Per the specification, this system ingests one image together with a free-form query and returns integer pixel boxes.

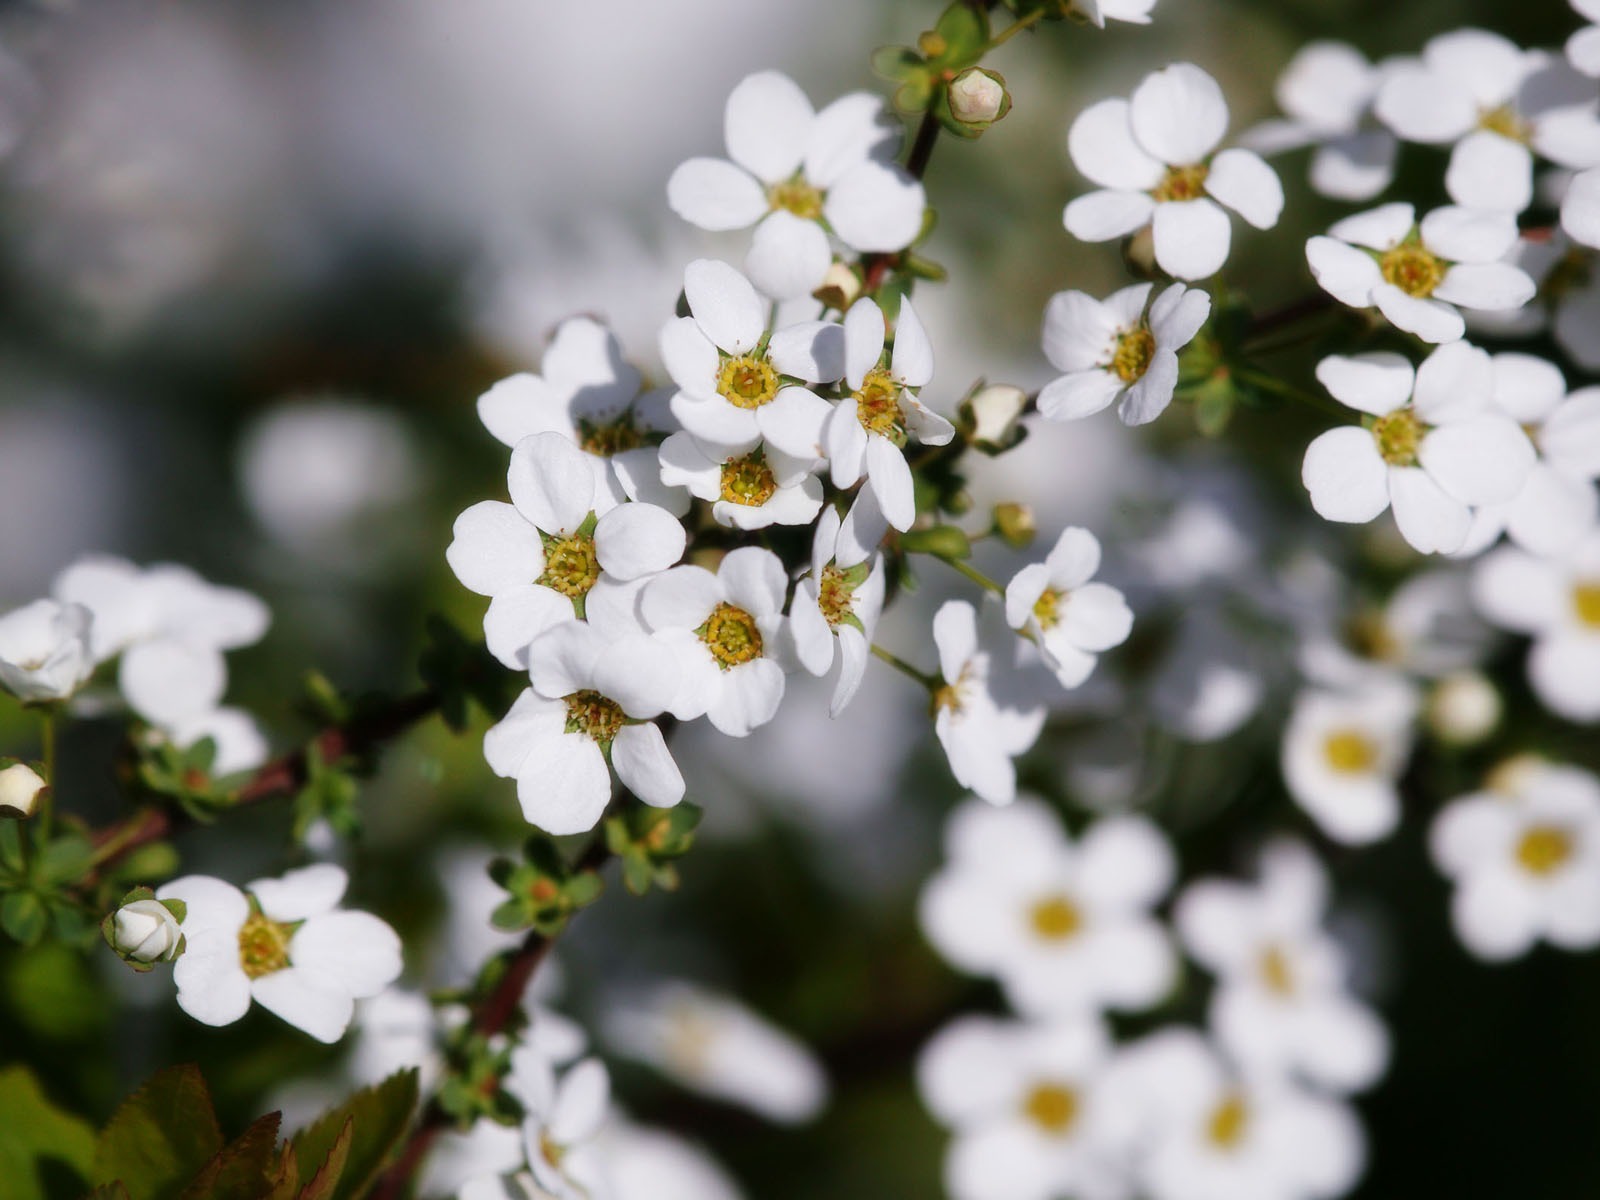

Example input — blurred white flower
[789,506,886,717]
[594,1122,745,1200]
[1004,527,1133,690]
[930,601,1046,804]
[509,1056,611,1199]
[1572,0,1600,75]
[0,598,95,703]
[0,761,47,819]
[1280,686,1416,845]
[1563,165,1600,249]
[1424,670,1502,746]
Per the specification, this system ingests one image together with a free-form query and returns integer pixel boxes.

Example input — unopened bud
[813,262,861,311]
[962,383,1028,450]
[949,69,1008,126]
[0,761,45,818]
[108,896,183,965]
[899,525,973,560]
[1425,671,1501,747]
[993,503,1037,549]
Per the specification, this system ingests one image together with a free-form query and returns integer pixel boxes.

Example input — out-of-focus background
[1,0,1597,1196]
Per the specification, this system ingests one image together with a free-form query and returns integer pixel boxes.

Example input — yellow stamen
[700,602,764,669]
[1371,409,1423,467]
[564,689,625,743]
[717,354,779,409]
[1207,1093,1249,1149]
[719,452,778,507]
[1379,241,1445,298]
[1516,825,1574,876]
[767,177,824,220]
[1029,894,1083,941]
[1572,582,1600,629]
[1323,729,1377,774]
[1153,163,1210,203]
[1110,328,1156,384]
[1022,1084,1080,1135]
[237,913,292,979]
[853,368,905,441]
[539,534,600,599]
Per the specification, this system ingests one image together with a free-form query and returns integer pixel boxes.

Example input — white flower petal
[1432,263,1537,312]
[805,91,896,186]
[659,317,720,397]
[744,211,831,301]
[508,433,595,535]
[528,620,607,700]
[933,600,977,683]
[824,160,926,253]
[769,322,846,384]
[1077,817,1174,911]
[517,730,613,834]
[250,864,347,922]
[667,157,768,231]
[290,911,401,999]
[891,297,934,389]
[1306,236,1383,307]
[1418,416,1535,505]
[758,387,832,459]
[865,435,916,531]
[707,659,786,737]
[1151,199,1232,280]
[685,259,765,354]
[484,586,573,670]
[594,504,685,580]
[640,565,722,631]
[1204,148,1283,229]
[1389,466,1473,553]
[843,298,885,391]
[252,968,354,1043]
[1064,190,1156,242]
[611,723,684,807]
[1315,352,1416,416]
[1302,427,1390,523]
[120,641,225,726]
[1131,63,1229,166]
[724,71,811,184]
[1420,205,1519,264]
[1311,131,1399,201]
[1372,284,1465,343]
[1444,132,1533,213]
[1068,98,1165,189]
[1058,582,1134,652]
[830,625,870,716]
[1037,370,1123,423]
[1374,64,1476,141]
[483,690,563,778]
[447,501,541,598]
[1329,202,1416,249]
[593,634,682,719]
[1561,167,1600,248]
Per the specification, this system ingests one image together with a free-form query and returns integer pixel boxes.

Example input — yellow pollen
[767,177,824,220]
[237,912,292,979]
[1153,163,1210,203]
[1022,1084,1080,1135]
[1478,104,1531,143]
[1206,1093,1250,1150]
[853,368,905,441]
[1516,825,1574,876]
[1032,588,1063,630]
[719,452,778,507]
[1110,327,1156,384]
[1323,729,1377,775]
[538,1131,567,1169]
[538,533,600,599]
[1379,241,1445,298]
[700,602,764,669]
[817,564,854,627]
[1029,894,1083,941]
[1371,409,1424,467]
[564,689,625,743]
[1260,945,1295,996]
[577,413,645,457]
[717,354,780,409]
[1572,582,1600,628]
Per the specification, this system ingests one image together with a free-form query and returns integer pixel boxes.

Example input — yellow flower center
[1344,610,1401,663]
[717,354,780,409]
[1323,729,1377,775]
[767,177,825,220]
[1478,104,1531,143]
[538,1131,567,1169]
[1153,163,1210,203]
[853,368,905,441]
[700,602,764,669]
[564,689,625,744]
[1032,588,1062,631]
[577,413,645,457]
[1371,409,1423,467]
[719,451,778,507]
[1260,945,1295,996]
[1572,582,1600,628]
[1206,1093,1250,1150]
[1029,893,1083,941]
[1516,825,1574,876]
[817,564,854,628]
[538,533,600,599]
[1379,241,1445,298]
[1022,1083,1080,1136]
[1110,327,1156,384]
[237,912,292,979]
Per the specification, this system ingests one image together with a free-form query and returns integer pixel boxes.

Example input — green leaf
[933,2,990,63]
[93,1065,223,1200]
[899,525,973,560]
[4,941,108,1040]
[289,1070,419,1200]
[1,890,47,945]
[0,1065,95,1200]
[292,1120,350,1200]
[107,841,180,887]
[177,1113,282,1200]
[38,833,94,885]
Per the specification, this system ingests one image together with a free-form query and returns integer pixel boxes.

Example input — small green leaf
[0,1065,95,1200]
[292,1119,350,1200]
[933,2,990,65]
[289,1070,419,1200]
[38,833,94,885]
[93,1065,224,1200]
[178,1113,282,1200]
[899,525,973,560]
[1,891,47,945]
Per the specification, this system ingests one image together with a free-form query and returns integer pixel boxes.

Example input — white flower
[111,897,183,963]
[477,316,687,516]
[1431,763,1600,959]
[1065,63,1284,280]
[507,1056,611,1199]
[1453,354,1600,557]
[595,1123,745,1200]
[930,602,1046,805]
[1562,164,1600,249]
[667,71,924,298]
[823,296,953,531]
[1472,531,1600,721]
[1175,841,1390,1094]
[663,260,843,455]
[1068,0,1156,27]
[157,864,402,1043]
[1005,527,1133,689]
[917,1016,1130,1200]
[165,707,270,778]
[641,547,789,738]
[1306,203,1536,343]
[603,981,828,1125]
[447,432,686,669]
[1424,670,1502,746]
[920,798,1176,1017]
[658,431,824,531]
[789,506,885,717]
[349,989,444,1093]
[1111,1029,1365,1200]
[1373,31,1600,213]
[1280,686,1415,845]
[0,599,94,703]
[1241,41,1398,201]
[0,761,46,818]
[484,622,684,832]
[1037,282,1211,426]
[1300,342,1536,555]
[1573,0,1600,76]
[964,383,1029,448]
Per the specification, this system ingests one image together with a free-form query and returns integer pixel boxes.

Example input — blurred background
[1,0,1597,1196]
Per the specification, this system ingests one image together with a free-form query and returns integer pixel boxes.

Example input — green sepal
[604,801,702,897]
[488,835,605,933]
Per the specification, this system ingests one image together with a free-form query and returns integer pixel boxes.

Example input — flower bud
[0,761,46,818]
[993,503,1037,550]
[949,69,1008,126]
[962,383,1028,451]
[111,897,183,964]
[1426,671,1501,747]
[813,262,861,311]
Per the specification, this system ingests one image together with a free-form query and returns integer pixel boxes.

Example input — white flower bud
[949,69,1006,125]
[113,898,182,963]
[1426,671,1501,747]
[965,384,1027,447]
[813,261,862,310]
[0,762,46,818]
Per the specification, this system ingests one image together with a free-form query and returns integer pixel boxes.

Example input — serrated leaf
[261,1141,299,1200]
[178,1113,282,1200]
[0,1065,95,1200]
[93,1065,223,1200]
[292,1120,350,1200]
[289,1070,419,1200]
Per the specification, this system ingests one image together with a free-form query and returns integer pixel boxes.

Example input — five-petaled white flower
[1431,762,1600,959]
[447,432,687,669]
[929,602,1046,805]
[1280,685,1416,845]
[1175,840,1390,1095]
[485,622,685,832]
[1065,62,1284,280]
[657,431,825,530]
[506,1055,612,1199]
[823,296,953,531]
[667,71,925,299]
[642,546,789,738]
[157,864,402,1043]
[1301,342,1536,555]
[789,506,886,717]
[0,599,94,704]
[1306,203,1536,344]
[920,798,1176,1017]
[1373,29,1600,214]
[1038,282,1211,427]
[1563,165,1600,250]
[1005,527,1133,689]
